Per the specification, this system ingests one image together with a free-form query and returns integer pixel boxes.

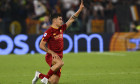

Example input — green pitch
[0,51,140,84]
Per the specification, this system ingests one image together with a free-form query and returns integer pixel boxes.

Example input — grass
[0,51,140,84]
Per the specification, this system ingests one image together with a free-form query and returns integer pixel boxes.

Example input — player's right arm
[39,40,58,58]
[39,29,59,58]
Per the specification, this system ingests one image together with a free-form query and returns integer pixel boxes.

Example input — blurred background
[0,0,140,55]
[0,0,140,34]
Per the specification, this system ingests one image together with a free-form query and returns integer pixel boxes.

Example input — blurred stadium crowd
[0,0,140,34]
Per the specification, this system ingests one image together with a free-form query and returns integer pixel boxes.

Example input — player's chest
[51,29,63,40]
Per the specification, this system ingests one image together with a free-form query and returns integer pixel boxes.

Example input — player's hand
[79,0,84,10]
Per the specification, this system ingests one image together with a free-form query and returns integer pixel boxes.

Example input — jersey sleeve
[60,24,67,32]
[42,29,52,42]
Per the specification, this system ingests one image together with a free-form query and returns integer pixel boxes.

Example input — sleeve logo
[44,33,47,37]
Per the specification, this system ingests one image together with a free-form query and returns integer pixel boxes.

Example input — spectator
[68,19,81,33]
[105,0,115,33]
[111,0,118,5]
[25,0,35,19]
[66,6,81,33]
[136,22,140,32]
[49,0,57,9]
[130,22,138,32]
[81,7,89,32]
[61,0,79,9]
[51,0,62,14]
[33,0,46,19]
[137,0,140,5]
[40,15,51,33]
[93,2,104,19]
[0,0,139,34]
[66,8,75,19]
[61,0,73,9]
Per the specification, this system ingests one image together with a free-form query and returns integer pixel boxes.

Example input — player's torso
[47,28,64,53]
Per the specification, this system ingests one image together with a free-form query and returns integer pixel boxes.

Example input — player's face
[56,17,63,27]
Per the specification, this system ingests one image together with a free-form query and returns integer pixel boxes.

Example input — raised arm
[66,0,84,28]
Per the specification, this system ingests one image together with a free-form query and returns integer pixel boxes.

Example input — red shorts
[45,53,62,77]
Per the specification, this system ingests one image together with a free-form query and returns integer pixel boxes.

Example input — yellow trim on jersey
[51,26,59,29]
[60,68,61,72]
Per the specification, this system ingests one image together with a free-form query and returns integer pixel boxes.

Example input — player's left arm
[65,0,84,29]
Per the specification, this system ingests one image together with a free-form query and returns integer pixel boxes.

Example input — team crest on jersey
[44,33,47,37]
[53,33,56,35]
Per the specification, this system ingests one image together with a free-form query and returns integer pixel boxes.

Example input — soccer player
[32,0,84,84]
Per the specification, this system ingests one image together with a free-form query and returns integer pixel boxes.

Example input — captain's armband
[72,15,78,20]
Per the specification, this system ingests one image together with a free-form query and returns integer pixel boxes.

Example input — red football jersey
[42,24,67,58]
